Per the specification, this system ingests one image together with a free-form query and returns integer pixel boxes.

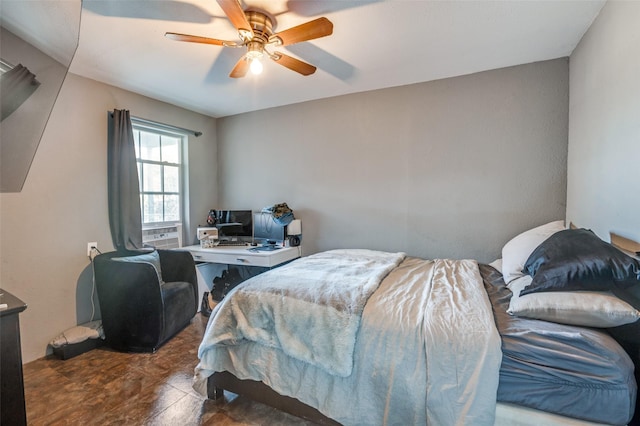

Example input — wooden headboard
[569,221,639,256]
[610,232,640,256]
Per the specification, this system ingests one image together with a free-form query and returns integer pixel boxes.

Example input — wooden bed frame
[207,371,340,425]
[206,370,635,426]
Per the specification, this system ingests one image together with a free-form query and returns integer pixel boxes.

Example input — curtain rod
[132,116,202,137]
[108,111,202,137]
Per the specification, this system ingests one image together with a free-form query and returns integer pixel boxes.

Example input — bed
[193,223,640,425]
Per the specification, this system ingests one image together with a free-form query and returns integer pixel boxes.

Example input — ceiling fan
[165,0,333,78]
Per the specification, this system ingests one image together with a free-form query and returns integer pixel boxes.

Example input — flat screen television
[210,210,253,241]
[253,212,286,244]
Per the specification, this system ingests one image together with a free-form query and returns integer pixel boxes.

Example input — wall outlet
[87,242,97,257]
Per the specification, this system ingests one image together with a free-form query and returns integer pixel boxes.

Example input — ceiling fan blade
[216,0,253,34]
[272,52,316,76]
[229,56,249,78]
[165,32,228,46]
[269,17,333,46]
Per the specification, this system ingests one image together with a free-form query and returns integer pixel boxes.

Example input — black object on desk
[0,289,28,426]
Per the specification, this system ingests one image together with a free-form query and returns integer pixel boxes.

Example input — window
[131,120,187,226]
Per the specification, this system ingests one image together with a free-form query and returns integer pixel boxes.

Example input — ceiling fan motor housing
[245,11,275,61]
[245,10,274,43]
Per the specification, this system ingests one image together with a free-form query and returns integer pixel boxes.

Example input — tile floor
[23,313,317,425]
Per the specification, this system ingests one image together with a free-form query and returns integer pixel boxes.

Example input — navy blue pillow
[520,229,640,297]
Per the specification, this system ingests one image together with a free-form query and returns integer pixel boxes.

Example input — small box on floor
[52,338,104,360]
[49,320,105,360]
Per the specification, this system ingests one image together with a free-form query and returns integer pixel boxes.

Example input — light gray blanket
[199,249,406,377]
[194,254,503,425]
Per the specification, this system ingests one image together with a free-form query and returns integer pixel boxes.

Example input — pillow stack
[500,221,640,328]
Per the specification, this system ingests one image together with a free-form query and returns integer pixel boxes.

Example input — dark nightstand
[0,289,28,426]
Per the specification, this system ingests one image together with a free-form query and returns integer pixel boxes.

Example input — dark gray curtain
[107,109,143,252]
[1,64,40,121]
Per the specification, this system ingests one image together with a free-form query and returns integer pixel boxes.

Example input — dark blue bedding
[480,264,637,425]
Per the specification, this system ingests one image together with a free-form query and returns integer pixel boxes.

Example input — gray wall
[566,1,640,242]
[218,59,569,262]
[0,73,217,363]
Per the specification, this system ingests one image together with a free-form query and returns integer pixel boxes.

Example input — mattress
[479,264,637,425]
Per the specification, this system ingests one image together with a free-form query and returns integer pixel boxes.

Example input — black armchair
[94,249,198,353]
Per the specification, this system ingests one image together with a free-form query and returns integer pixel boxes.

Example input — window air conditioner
[142,224,183,249]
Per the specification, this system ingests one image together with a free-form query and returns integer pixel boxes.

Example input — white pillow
[501,220,566,285]
[507,275,640,328]
[489,258,502,273]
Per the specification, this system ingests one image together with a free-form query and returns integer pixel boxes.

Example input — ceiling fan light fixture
[246,41,264,58]
[250,58,263,75]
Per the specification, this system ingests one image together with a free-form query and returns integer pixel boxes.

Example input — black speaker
[288,235,301,247]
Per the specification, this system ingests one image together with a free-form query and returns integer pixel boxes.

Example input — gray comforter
[194,251,502,425]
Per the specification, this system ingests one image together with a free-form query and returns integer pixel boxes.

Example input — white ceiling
[1,0,606,118]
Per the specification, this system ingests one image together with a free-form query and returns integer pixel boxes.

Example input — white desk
[181,244,301,311]
[181,244,301,268]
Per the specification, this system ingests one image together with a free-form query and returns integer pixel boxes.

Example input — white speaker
[287,219,302,247]
[287,219,302,236]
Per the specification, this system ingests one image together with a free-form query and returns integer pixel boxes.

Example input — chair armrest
[93,253,165,347]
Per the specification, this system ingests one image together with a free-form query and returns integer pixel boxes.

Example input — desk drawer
[190,252,271,267]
